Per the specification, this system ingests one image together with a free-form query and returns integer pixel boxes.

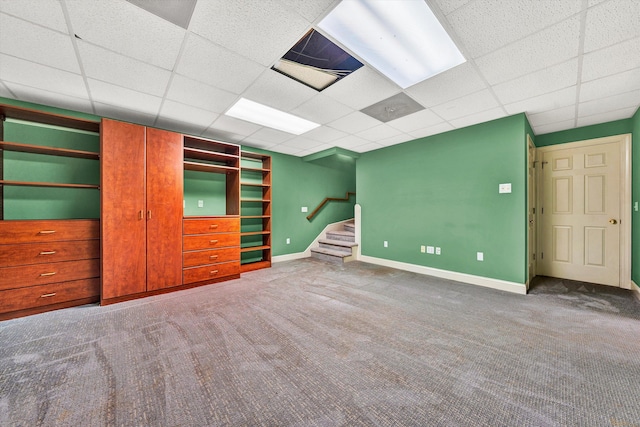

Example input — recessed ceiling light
[225,98,320,135]
[318,0,466,89]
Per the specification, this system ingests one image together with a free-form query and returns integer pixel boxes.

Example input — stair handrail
[306,192,356,221]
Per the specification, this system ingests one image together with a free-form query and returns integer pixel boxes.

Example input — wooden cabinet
[100,119,183,302]
[0,219,100,320]
[183,217,240,284]
[240,152,272,272]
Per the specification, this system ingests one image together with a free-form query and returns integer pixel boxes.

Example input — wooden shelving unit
[240,151,271,272]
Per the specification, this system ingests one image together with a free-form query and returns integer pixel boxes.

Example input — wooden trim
[0,180,99,189]
[0,141,99,159]
[0,296,99,321]
[306,192,355,221]
[240,260,271,272]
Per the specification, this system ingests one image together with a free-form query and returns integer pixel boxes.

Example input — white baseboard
[272,218,354,264]
[632,281,640,302]
[359,255,527,295]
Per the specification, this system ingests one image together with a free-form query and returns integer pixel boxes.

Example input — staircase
[310,221,357,263]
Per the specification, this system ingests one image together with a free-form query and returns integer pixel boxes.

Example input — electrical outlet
[301,206,308,213]
[477,252,484,261]
[435,247,441,255]
[427,246,435,254]
[420,245,426,253]
[286,238,290,244]
[197,200,204,208]
[384,241,388,248]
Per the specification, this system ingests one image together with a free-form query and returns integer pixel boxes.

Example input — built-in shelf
[240,152,271,271]
[184,161,238,175]
[240,245,271,253]
[0,104,100,133]
[241,167,270,173]
[241,231,270,236]
[241,198,270,203]
[0,141,100,160]
[0,180,99,189]
[241,182,270,187]
[184,147,238,166]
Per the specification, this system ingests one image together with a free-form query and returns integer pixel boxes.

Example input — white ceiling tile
[323,67,400,110]
[177,34,265,94]
[277,0,338,22]
[476,16,581,85]
[407,62,486,107]
[298,144,334,156]
[377,133,415,147]
[534,119,576,135]
[583,0,640,53]
[351,142,384,153]
[581,37,640,82]
[446,0,581,58]
[408,122,455,139]
[0,13,79,73]
[4,81,93,114]
[201,127,244,144]
[504,86,577,115]
[387,108,444,133]
[77,42,171,97]
[332,135,369,149]
[588,0,607,6]
[493,59,579,105]
[580,68,640,103]
[291,94,354,124]
[578,90,640,118]
[156,99,217,133]
[190,0,310,66]
[210,115,262,137]
[0,54,87,98]
[432,0,473,15]
[431,89,500,121]
[304,125,348,142]
[0,0,67,32]
[167,74,238,114]
[356,124,403,142]
[245,127,295,145]
[0,81,12,97]
[577,107,638,127]
[278,136,326,150]
[449,107,507,129]
[327,111,381,134]
[66,0,184,70]
[87,78,162,116]
[94,102,157,127]
[242,70,316,112]
[240,139,280,150]
[269,144,305,156]
[527,105,576,128]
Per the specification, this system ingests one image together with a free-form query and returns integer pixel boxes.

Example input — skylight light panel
[318,0,466,89]
[225,98,320,135]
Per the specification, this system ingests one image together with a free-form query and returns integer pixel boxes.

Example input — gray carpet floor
[1,259,639,427]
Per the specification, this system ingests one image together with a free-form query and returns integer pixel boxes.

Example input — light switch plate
[197,200,204,208]
[427,246,435,254]
[301,206,308,212]
[477,252,484,261]
[384,241,388,247]
[435,247,441,255]
[286,238,290,244]
[420,245,426,253]
[499,183,512,193]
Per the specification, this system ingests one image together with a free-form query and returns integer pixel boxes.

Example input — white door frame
[527,134,536,290]
[536,134,632,289]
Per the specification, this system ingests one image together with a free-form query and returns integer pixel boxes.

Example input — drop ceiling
[0,0,638,157]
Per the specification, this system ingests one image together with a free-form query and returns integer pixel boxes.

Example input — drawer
[0,278,100,314]
[183,217,240,235]
[0,259,100,291]
[183,247,240,268]
[183,233,239,251]
[183,261,240,284]
[0,220,99,244]
[0,240,99,268]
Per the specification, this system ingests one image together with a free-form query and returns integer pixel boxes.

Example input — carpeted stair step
[319,238,356,253]
[343,222,355,233]
[326,230,355,242]
[310,246,352,263]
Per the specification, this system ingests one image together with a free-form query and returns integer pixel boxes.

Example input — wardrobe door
[101,119,147,300]
[145,128,183,291]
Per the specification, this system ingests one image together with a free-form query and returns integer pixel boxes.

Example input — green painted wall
[535,112,638,285]
[357,114,528,284]
[242,148,356,257]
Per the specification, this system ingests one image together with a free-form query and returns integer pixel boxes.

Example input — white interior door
[539,140,621,286]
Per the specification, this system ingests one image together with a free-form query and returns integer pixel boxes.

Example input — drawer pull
[39,251,57,255]
[40,293,57,298]
[209,240,219,244]
[210,270,219,275]
[209,255,218,260]
[40,272,57,277]
[38,230,56,235]
[210,224,219,229]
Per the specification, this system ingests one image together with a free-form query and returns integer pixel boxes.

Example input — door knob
[609,219,618,225]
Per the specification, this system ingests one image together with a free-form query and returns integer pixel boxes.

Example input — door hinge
[541,207,544,214]
[541,252,544,260]
[532,207,535,214]
[532,253,536,261]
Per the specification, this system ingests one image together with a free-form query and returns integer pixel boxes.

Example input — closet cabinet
[100,119,183,303]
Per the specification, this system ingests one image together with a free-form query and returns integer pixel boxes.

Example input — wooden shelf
[241,198,270,203]
[241,167,270,173]
[184,147,238,166]
[184,136,239,156]
[240,182,270,187]
[0,180,99,189]
[240,245,271,252]
[0,141,99,159]
[241,151,271,161]
[0,104,100,133]
[184,161,238,174]
[241,231,270,236]
[241,215,270,219]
